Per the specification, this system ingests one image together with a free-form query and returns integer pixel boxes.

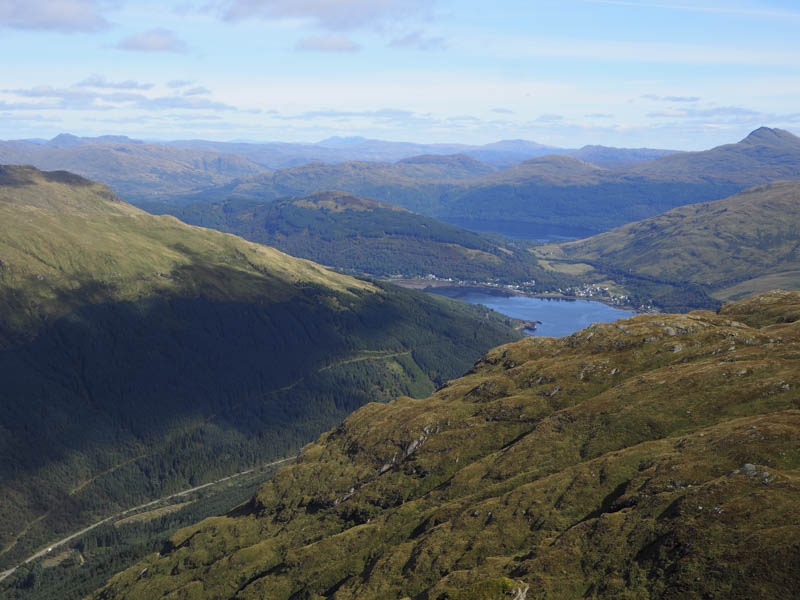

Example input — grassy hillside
[161,190,562,286]
[168,127,800,238]
[0,165,521,569]
[538,181,800,304]
[92,290,800,600]
[621,127,800,184]
[0,138,266,201]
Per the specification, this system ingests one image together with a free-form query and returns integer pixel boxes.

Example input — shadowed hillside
[0,165,520,569]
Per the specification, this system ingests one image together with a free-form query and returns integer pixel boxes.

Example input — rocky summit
[95,290,800,600]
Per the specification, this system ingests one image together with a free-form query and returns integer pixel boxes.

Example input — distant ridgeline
[151,127,800,239]
[0,165,520,569]
[94,290,800,600]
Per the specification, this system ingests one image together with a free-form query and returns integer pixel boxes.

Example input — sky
[1,0,799,149]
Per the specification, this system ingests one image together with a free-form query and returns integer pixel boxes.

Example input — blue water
[430,289,633,338]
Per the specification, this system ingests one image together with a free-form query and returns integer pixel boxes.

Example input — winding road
[0,456,293,584]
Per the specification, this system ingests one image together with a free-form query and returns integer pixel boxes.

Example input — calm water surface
[431,289,633,338]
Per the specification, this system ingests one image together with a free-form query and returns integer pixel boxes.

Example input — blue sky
[1,0,798,149]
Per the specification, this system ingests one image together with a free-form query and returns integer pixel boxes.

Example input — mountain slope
[621,127,800,184]
[544,181,800,302]
[0,165,520,568]
[93,290,800,600]
[569,145,677,168]
[0,137,266,201]
[162,190,555,284]
[441,128,800,237]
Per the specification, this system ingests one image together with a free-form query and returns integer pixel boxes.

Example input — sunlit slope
[547,181,800,301]
[0,165,520,568]
[96,290,800,600]
[0,166,370,337]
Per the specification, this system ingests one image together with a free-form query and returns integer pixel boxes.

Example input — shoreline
[385,278,639,313]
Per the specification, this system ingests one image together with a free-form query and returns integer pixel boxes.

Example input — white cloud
[215,0,433,31]
[295,35,360,53]
[0,0,110,32]
[183,86,211,96]
[647,105,761,119]
[167,79,194,88]
[134,96,239,111]
[3,85,143,109]
[389,31,446,50]
[452,31,799,67]
[642,94,699,102]
[280,107,414,120]
[76,74,154,90]
[582,0,800,20]
[2,83,242,113]
[117,28,188,53]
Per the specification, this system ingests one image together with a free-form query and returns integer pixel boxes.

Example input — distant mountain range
[157,127,800,239]
[0,165,520,569]
[0,132,677,205]
[13,129,794,240]
[167,135,676,169]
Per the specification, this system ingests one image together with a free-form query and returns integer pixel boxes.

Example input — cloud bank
[295,35,361,53]
[117,28,187,53]
[0,0,110,33]
[215,0,433,31]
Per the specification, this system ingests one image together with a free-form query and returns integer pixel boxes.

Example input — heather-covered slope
[541,181,800,304]
[95,291,800,600]
[0,165,520,568]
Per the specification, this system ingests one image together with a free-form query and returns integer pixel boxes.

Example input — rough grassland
[96,290,800,599]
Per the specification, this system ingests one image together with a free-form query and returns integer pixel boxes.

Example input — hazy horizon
[2,0,799,150]
[4,126,798,153]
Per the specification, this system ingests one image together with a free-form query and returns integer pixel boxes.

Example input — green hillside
[164,190,559,285]
[538,181,800,305]
[92,290,800,600]
[167,127,800,238]
[622,127,800,184]
[0,165,520,569]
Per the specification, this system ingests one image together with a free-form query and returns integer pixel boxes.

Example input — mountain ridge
[91,290,800,600]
